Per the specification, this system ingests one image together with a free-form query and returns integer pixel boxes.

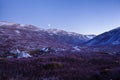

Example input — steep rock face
[86,27,120,46]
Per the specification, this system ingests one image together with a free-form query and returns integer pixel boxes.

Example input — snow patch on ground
[15,30,20,34]
[17,51,32,58]
[10,49,32,58]
[10,49,21,55]
[41,48,50,52]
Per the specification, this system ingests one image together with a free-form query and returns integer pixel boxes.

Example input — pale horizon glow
[0,0,120,35]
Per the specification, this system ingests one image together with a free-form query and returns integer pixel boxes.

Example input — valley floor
[0,52,120,80]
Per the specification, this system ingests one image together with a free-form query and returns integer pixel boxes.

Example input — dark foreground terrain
[0,51,120,80]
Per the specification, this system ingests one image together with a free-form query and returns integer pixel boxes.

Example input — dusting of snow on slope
[86,35,95,39]
[46,29,65,34]
[73,46,81,51]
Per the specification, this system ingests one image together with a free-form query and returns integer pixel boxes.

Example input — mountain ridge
[0,21,95,52]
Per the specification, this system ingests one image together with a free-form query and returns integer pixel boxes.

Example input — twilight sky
[0,0,120,35]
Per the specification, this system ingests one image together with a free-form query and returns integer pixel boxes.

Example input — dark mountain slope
[86,27,120,46]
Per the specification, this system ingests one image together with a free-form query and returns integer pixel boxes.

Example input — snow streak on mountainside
[86,27,120,46]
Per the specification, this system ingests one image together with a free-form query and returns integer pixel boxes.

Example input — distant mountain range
[0,21,95,52]
[1,21,120,53]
